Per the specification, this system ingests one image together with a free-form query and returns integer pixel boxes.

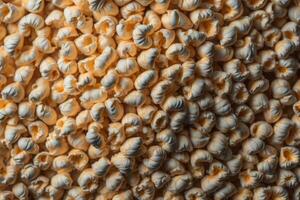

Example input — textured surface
[0,0,300,199]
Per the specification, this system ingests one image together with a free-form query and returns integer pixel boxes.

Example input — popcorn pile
[1,0,300,199]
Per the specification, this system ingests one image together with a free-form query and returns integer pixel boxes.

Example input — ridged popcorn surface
[1,0,300,199]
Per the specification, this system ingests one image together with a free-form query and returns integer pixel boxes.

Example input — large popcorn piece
[1,0,300,199]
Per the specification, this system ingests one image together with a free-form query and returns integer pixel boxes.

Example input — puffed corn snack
[1,0,300,199]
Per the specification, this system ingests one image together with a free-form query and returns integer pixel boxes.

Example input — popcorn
[1,0,300,199]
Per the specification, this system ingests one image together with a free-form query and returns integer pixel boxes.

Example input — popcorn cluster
[1,0,300,199]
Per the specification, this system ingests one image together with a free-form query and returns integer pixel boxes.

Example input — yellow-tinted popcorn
[150,0,170,14]
[50,172,73,189]
[0,0,300,198]
[33,152,53,171]
[228,122,250,146]
[77,168,99,192]
[151,170,170,189]
[162,9,192,30]
[12,183,28,200]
